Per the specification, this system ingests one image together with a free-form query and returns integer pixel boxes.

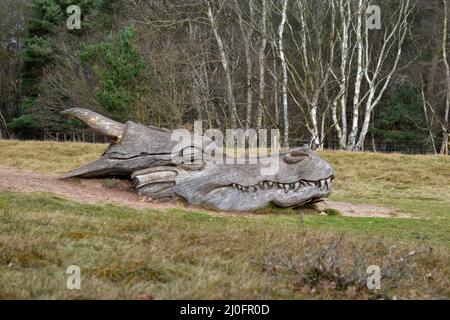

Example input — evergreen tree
[11,0,118,137]
[373,85,431,153]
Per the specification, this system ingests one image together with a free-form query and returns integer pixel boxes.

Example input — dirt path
[0,165,406,218]
[0,165,174,210]
[317,201,408,218]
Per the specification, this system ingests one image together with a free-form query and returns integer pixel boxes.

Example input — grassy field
[0,140,449,299]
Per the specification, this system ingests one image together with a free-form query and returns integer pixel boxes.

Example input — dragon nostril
[284,151,310,164]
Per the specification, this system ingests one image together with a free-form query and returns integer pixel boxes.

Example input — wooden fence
[9,130,113,144]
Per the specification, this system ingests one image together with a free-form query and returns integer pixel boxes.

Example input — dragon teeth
[231,179,332,193]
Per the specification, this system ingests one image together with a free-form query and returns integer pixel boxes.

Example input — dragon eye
[179,146,203,164]
[284,150,310,164]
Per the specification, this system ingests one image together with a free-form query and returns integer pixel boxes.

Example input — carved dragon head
[63,108,335,211]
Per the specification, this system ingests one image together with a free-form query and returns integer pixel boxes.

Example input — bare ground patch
[318,201,411,218]
[0,165,172,210]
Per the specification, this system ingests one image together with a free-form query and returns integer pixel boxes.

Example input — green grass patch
[0,192,448,299]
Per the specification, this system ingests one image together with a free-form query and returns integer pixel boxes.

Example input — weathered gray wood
[62,120,178,178]
[63,108,125,140]
[62,108,336,211]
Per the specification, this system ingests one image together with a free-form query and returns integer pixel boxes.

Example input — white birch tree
[234,0,255,129]
[287,0,337,149]
[355,0,412,150]
[328,0,413,150]
[278,0,289,147]
[255,0,268,131]
[440,0,450,154]
[206,0,240,129]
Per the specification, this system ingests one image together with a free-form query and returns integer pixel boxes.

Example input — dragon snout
[283,149,311,164]
[132,168,178,195]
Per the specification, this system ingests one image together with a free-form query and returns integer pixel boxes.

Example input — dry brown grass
[0,192,448,299]
[255,233,449,299]
[0,140,105,176]
[319,150,450,218]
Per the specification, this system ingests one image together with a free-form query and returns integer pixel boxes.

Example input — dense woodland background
[0,0,449,154]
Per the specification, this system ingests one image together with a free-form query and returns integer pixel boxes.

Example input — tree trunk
[234,0,254,129]
[441,0,450,155]
[338,0,351,148]
[278,0,289,147]
[347,0,364,150]
[420,84,438,154]
[0,70,9,139]
[256,0,268,131]
[206,1,239,129]
[272,42,279,126]
[0,110,8,139]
